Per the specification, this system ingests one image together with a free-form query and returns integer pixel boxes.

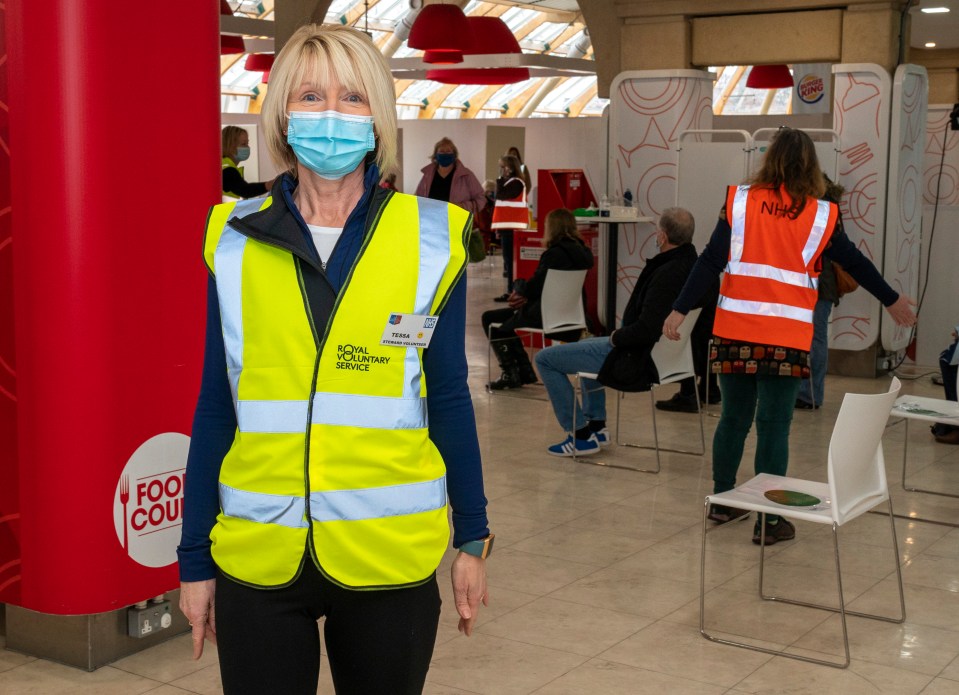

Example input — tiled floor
[3,262,959,694]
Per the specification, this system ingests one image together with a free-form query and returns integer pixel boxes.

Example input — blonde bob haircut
[262,24,398,179]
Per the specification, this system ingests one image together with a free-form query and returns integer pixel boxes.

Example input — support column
[4,0,218,666]
[841,3,907,73]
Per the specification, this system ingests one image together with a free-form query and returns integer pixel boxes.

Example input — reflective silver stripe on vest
[215,198,271,401]
[725,261,818,289]
[219,476,447,527]
[220,482,307,528]
[237,400,308,433]
[718,296,814,323]
[237,394,428,432]
[215,228,249,402]
[729,185,749,263]
[802,199,831,265]
[311,392,427,429]
[310,477,446,522]
[415,197,452,314]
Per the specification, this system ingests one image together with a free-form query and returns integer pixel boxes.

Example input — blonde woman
[179,25,490,694]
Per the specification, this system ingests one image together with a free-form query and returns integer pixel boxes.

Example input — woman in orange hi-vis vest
[662,128,917,546]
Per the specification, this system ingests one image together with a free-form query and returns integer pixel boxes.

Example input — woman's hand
[662,310,686,341]
[886,295,918,328]
[451,553,488,637]
[180,579,217,659]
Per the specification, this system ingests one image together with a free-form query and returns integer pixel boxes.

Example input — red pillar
[4,0,220,613]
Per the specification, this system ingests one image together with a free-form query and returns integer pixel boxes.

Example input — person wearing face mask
[534,208,705,456]
[414,137,486,218]
[179,25,491,695]
[221,126,275,201]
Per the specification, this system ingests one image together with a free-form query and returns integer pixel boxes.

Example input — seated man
[535,207,707,456]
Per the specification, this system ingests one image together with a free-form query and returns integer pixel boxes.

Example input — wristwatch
[457,534,494,559]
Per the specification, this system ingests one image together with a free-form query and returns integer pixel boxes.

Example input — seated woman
[481,208,593,390]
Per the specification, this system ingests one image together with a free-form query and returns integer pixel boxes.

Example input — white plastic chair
[572,308,705,473]
[487,268,588,391]
[888,369,959,498]
[700,378,905,669]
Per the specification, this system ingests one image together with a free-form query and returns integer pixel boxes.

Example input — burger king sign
[798,74,825,104]
[792,64,831,114]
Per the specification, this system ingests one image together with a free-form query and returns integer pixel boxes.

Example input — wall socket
[127,600,172,639]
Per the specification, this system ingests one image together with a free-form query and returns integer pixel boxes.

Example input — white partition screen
[675,131,751,250]
[831,63,891,352]
[883,65,927,352]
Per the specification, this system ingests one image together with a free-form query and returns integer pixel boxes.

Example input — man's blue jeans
[534,337,612,432]
[797,299,832,406]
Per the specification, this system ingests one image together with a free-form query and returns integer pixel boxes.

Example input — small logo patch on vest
[336,343,392,372]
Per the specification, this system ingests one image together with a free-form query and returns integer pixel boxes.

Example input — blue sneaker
[592,428,611,447]
[547,434,600,457]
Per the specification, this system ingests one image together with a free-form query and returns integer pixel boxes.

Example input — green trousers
[712,373,801,495]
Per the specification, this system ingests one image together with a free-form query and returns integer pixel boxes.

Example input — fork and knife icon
[120,475,130,552]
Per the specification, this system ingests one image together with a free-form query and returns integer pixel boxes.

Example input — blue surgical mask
[287,111,375,180]
[234,146,251,163]
[435,153,455,167]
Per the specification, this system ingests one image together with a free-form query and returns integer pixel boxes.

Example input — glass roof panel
[482,78,538,110]
[221,57,263,92]
[523,22,568,49]
[442,84,488,107]
[328,0,362,16]
[537,75,593,112]
[367,0,408,23]
[499,7,538,32]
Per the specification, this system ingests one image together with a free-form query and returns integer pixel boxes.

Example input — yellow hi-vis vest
[202,191,470,589]
[222,157,243,201]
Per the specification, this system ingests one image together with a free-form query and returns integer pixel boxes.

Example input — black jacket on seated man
[598,242,716,392]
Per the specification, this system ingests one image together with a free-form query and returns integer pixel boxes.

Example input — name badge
[380,313,438,348]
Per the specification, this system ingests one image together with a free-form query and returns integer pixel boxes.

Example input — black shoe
[493,293,510,302]
[655,393,699,413]
[752,517,796,545]
[794,399,819,410]
[488,369,523,390]
[707,504,750,524]
[931,423,957,437]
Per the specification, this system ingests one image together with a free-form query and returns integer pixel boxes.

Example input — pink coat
[414,162,487,217]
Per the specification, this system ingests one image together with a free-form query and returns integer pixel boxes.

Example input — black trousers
[215,560,441,695]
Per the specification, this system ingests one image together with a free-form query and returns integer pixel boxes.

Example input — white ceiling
[909,1,959,50]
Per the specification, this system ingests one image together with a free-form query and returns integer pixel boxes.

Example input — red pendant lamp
[220,0,246,55]
[244,54,275,83]
[745,64,793,89]
[426,16,529,85]
[408,4,471,53]
[424,49,463,65]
